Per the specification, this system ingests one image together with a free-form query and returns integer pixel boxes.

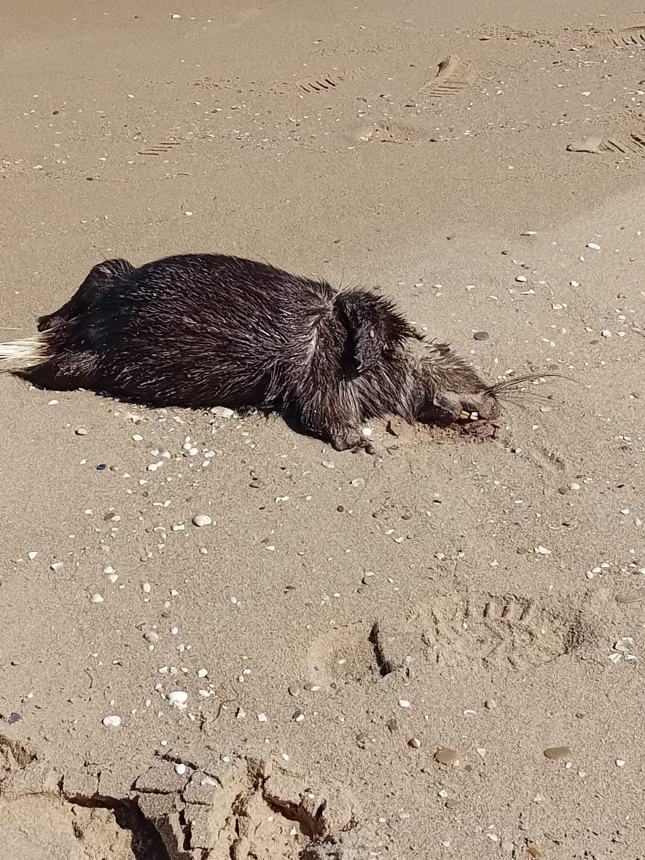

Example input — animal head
[413,343,502,424]
[334,293,502,426]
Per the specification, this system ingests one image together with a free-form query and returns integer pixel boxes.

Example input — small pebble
[75,427,87,436]
[434,748,460,766]
[587,242,601,251]
[50,562,63,573]
[91,594,104,603]
[615,759,625,768]
[601,330,611,338]
[293,710,305,722]
[543,745,572,761]
[142,582,151,593]
[174,763,187,776]
[102,715,122,728]
[473,331,489,341]
[257,712,268,722]
[485,699,497,710]
[192,514,212,527]
[408,737,421,749]
[398,699,411,709]
[168,690,188,708]
[515,275,527,283]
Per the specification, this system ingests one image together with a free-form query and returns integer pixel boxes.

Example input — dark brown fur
[6,254,501,450]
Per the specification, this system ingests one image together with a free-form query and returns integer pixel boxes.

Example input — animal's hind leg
[15,351,99,392]
[37,258,134,332]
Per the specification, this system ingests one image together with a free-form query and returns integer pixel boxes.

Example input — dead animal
[0,253,537,450]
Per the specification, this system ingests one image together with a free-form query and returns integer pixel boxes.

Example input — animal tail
[0,333,47,366]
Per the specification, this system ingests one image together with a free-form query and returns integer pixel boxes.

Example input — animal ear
[335,291,422,375]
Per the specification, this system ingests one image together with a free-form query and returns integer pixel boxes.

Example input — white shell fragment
[211,406,234,418]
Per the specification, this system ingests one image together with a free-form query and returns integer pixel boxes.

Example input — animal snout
[464,393,500,421]
[432,390,500,423]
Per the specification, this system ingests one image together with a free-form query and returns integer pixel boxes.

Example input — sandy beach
[1,1,644,857]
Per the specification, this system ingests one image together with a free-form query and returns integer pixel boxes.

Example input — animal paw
[331,427,374,453]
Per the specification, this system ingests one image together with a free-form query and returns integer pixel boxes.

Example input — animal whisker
[484,371,575,396]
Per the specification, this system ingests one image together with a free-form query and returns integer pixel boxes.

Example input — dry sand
[1,1,644,857]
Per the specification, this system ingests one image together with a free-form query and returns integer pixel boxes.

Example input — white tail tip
[0,334,45,365]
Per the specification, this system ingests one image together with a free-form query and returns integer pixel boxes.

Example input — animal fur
[0,254,500,449]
